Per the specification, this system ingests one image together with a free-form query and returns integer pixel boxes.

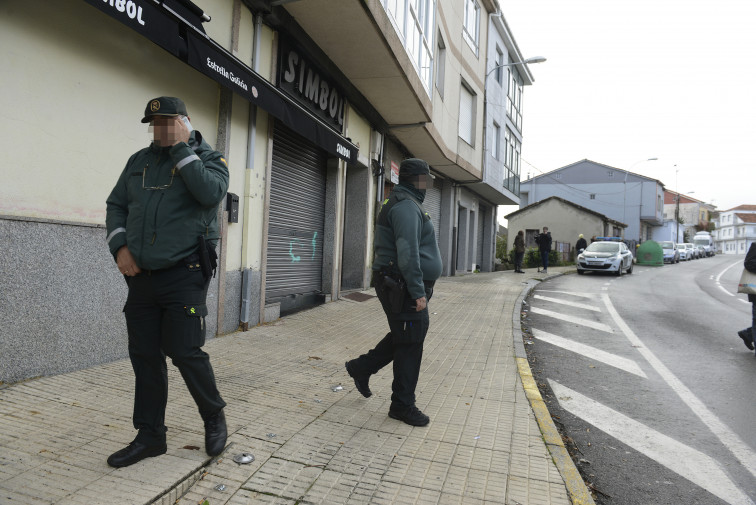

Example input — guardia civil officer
[105,97,229,467]
[345,158,442,426]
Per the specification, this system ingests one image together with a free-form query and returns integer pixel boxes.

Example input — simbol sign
[81,0,357,163]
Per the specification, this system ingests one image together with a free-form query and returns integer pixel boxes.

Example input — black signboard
[186,32,356,163]
[82,0,357,163]
[278,37,346,133]
[82,0,181,57]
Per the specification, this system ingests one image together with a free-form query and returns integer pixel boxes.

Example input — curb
[512,270,596,505]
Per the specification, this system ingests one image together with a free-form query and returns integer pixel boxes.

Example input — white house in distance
[519,159,665,245]
[713,205,756,254]
[663,190,716,242]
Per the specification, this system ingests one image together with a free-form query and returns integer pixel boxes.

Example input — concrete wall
[507,199,610,253]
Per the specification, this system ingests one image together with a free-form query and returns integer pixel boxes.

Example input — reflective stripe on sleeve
[106,227,126,244]
[176,154,201,170]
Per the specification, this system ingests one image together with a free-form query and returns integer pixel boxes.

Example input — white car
[677,243,689,260]
[577,241,634,276]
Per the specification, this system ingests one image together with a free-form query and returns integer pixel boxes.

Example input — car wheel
[616,266,622,276]
[577,269,585,275]
[627,263,633,274]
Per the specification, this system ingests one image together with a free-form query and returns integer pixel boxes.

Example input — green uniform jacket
[373,184,443,300]
[105,131,229,270]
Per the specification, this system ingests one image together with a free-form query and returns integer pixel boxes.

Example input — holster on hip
[198,235,218,280]
[380,263,407,314]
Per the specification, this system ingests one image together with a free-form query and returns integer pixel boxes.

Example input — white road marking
[533,294,601,312]
[719,285,735,297]
[530,306,614,333]
[601,287,608,290]
[537,290,598,299]
[715,260,744,296]
[549,380,754,505]
[602,293,756,481]
[533,328,646,378]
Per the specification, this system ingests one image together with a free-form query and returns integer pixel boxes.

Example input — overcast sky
[496,0,756,224]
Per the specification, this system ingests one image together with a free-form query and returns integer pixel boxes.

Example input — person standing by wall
[536,226,552,273]
[344,158,442,427]
[513,230,525,273]
[737,242,756,352]
[105,97,229,467]
[575,234,587,254]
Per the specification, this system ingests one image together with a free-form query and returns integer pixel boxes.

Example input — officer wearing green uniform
[105,97,228,467]
[345,158,442,426]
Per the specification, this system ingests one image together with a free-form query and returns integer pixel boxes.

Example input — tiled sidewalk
[0,268,587,504]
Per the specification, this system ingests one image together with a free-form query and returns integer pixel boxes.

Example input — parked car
[577,241,634,276]
[684,243,698,259]
[696,244,706,258]
[660,241,680,263]
[677,243,689,261]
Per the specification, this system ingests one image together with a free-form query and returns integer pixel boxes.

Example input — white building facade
[713,205,756,254]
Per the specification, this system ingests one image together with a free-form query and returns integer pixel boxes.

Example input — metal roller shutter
[476,205,486,268]
[424,183,442,245]
[266,122,327,301]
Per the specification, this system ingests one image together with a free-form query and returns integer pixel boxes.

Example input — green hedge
[508,248,562,268]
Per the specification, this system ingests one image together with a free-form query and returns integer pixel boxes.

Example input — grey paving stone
[0,271,575,505]
[240,457,323,501]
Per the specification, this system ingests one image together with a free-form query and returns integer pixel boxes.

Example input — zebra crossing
[525,287,755,505]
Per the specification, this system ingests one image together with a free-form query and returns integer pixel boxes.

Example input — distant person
[513,230,525,273]
[575,234,587,254]
[737,242,756,352]
[535,226,552,273]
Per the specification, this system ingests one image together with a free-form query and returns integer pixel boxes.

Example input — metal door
[424,182,442,245]
[265,122,327,301]
[476,204,485,268]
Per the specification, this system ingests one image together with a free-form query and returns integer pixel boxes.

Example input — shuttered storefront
[476,204,486,268]
[424,182,442,245]
[265,122,327,309]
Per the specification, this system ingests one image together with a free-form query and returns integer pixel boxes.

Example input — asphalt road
[522,254,756,505]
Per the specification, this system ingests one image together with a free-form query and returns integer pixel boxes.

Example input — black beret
[399,158,430,178]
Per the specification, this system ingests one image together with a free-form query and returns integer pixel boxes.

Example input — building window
[463,0,479,54]
[555,173,562,180]
[506,61,523,130]
[494,46,504,85]
[607,170,614,177]
[436,33,445,98]
[383,0,436,94]
[502,126,520,194]
[590,194,596,199]
[492,122,500,159]
[386,0,406,36]
[459,82,476,146]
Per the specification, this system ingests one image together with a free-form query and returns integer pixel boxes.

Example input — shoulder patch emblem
[150,100,160,112]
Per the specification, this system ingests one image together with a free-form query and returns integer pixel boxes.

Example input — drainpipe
[240,13,263,331]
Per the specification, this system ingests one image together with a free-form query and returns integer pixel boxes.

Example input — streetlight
[485,56,547,79]
[482,56,546,203]
[623,158,658,240]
